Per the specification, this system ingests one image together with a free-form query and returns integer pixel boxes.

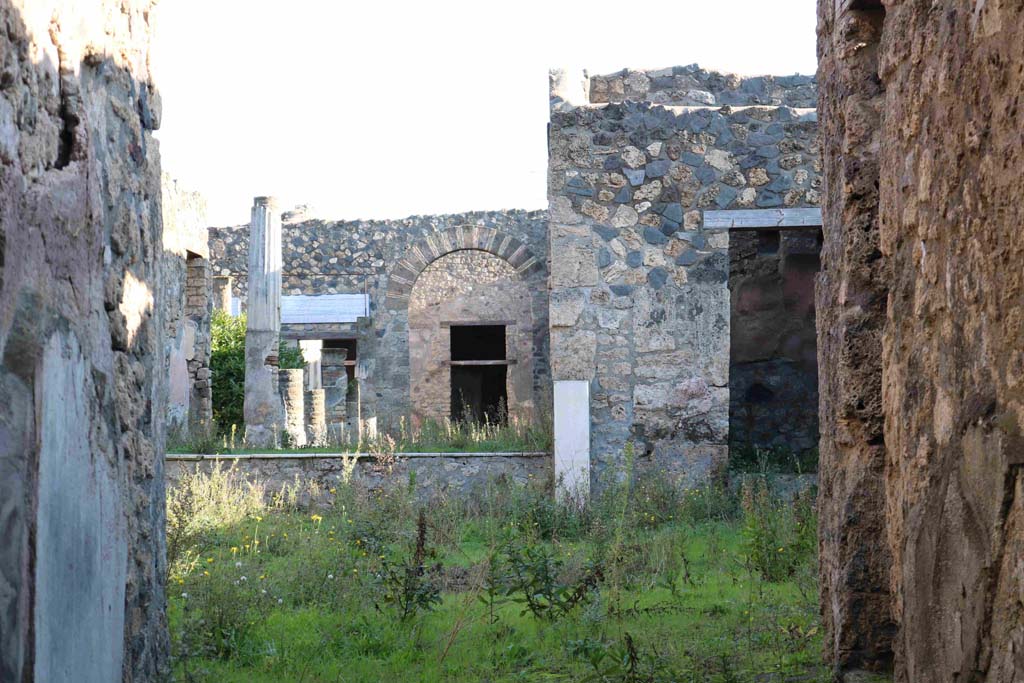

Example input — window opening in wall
[450,325,507,423]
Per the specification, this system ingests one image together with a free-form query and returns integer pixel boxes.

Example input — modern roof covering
[231,294,369,324]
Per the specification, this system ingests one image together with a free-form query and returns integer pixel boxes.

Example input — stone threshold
[167,451,551,461]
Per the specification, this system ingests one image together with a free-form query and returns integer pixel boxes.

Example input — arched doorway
[408,249,534,426]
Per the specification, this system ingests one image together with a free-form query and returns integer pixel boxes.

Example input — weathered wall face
[162,174,211,435]
[0,0,168,679]
[877,1,1024,680]
[408,250,535,424]
[547,65,819,487]
[729,230,821,460]
[815,1,893,672]
[166,453,551,503]
[211,210,550,430]
[817,0,1024,681]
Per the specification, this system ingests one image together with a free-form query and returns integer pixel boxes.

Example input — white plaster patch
[554,380,590,501]
[34,332,126,683]
[119,270,154,345]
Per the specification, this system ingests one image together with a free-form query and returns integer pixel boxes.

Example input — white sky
[151,0,818,227]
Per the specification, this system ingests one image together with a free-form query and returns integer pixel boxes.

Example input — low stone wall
[166,452,552,502]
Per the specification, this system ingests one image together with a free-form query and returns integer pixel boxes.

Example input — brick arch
[384,226,543,310]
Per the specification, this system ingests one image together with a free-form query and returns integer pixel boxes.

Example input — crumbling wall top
[555,64,817,109]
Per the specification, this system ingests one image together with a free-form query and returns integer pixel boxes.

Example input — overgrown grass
[165,456,857,683]
[168,413,553,455]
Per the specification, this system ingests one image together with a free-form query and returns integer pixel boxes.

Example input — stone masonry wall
[210,209,550,430]
[162,173,211,436]
[166,454,551,505]
[548,65,819,488]
[877,1,1023,680]
[591,64,817,108]
[818,1,1024,681]
[0,0,168,679]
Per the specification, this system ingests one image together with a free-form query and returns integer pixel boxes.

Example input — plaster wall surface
[0,0,168,678]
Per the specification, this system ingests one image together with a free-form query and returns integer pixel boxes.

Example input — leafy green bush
[739,477,816,582]
[210,311,304,431]
[502,539,602,620]
[211,310,247,430]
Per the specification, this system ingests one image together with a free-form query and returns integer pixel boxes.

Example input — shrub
[739,477,816,582]
[376,509,442,620]
[502,539,602,620]
[210,310,247,430]
[210,311,304,432]
[166,462,267,576]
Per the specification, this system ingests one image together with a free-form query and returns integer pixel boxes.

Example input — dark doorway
[450,325,507,423]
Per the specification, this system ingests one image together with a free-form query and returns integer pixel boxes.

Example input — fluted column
[243,196,283,447]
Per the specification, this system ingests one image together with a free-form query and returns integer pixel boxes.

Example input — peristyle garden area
[165,306,878,683]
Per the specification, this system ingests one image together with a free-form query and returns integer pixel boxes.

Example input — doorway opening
[450,325,507,423]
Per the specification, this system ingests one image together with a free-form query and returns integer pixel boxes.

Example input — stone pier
[322,348,349,443]
[212,275,233,314]
[279,368,307,447]
[305,389,327,446]
[243,196,284,447]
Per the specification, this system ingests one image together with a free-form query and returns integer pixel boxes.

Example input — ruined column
[305,389,327,446]
[212,275,233,314]
[243,196,284,447]
[278,368,307,447]
[321,347,349,443]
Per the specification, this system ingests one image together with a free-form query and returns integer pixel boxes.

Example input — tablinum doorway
[449,324,508,423]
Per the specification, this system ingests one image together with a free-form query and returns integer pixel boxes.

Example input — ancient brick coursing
[0,0,168,678]
[817,0,1024,680]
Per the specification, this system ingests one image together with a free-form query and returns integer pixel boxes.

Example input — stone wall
[166,453,551,503]
[815,1,893,671]
[728,230,821,460]
[162,174,211,435]
[817,1,1024,681]
[210,209,550,430]
[0,0,168,679]
[547,64,819,487]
